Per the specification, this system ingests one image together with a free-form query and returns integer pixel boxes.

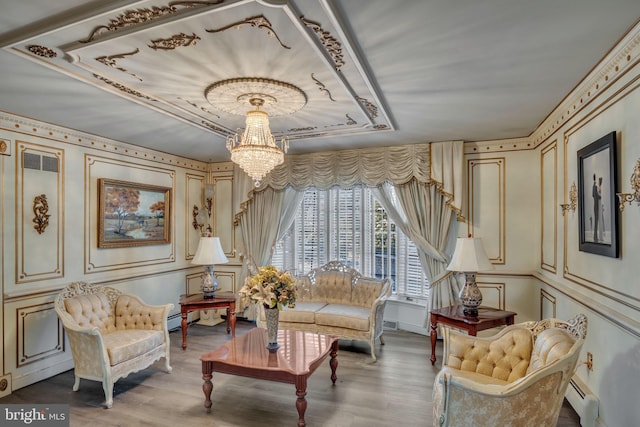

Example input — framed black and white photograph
[577,131,619,258]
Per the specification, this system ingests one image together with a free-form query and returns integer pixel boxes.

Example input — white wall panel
[84,155,176,274]
[15,142,64,285]
[467,158,505,264]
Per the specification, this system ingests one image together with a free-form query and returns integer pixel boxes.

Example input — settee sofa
[433,313,587,427]
[54,282,173,408]
[258,261,391,360]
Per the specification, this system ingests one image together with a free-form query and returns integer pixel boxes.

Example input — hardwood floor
[0,321,581,426]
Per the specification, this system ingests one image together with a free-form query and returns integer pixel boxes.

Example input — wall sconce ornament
[192,184,215,232]
[32,194,50,234]
[560,182,578,215]
[617,159,640,211]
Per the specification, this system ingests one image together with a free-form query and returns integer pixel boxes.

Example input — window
[271,186,429,299]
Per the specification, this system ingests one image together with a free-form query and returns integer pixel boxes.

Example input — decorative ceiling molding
[5,0,394,145]
[95,49,142,81]
[148,32,201,50]
[300,16,344,70]
[205,15,291,49]
[79,1,224,43]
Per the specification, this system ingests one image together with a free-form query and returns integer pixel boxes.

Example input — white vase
[264,306,280,351]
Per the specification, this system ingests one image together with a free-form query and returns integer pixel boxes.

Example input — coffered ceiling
[1,1,640,162]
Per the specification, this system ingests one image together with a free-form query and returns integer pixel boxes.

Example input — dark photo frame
[577,131,619,258]
[98,178,171,248]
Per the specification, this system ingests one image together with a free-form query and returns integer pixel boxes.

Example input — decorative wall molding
[561,85,640,312]
[534,271,640,339]
[464,137,533,154]
[477,281,506,310]
[16,303,64,367]
[84,155,176,274]
[541,140,558,274]
[1,112,207,172]
[531,22,640,147]
[540,288,557,319]
[16,142,64,284]
[467,157,506,264]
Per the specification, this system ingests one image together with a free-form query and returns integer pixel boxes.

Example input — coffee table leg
[229,304,236,338]
[181,311,188,350]
[430,314,437,365]
[202,361,213,413]
[330,340,338,384]
[295,377,308,427]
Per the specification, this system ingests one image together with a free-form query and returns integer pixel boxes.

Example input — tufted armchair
[433,314,587,427]
[54,282,173,408]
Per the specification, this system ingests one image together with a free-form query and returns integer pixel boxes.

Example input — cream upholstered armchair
[433,314,587,427]
[54,282,173,408]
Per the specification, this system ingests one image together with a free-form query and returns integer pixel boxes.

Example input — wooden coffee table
[179,293,236,350]
[200,328,339,427]
[429,305,516,365]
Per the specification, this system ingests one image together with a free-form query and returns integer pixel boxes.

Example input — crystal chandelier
[226,98,288,187]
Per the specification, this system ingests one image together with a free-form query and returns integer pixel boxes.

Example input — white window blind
[272,186,429,299]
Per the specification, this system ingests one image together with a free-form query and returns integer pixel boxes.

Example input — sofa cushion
[315,304,370,331]
[64,293,116,333]
[447,327,533,382]
[280,302,327,324]
[527,328,575,374]
[103,329,165,366]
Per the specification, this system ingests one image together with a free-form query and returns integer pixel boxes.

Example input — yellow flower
[239,265,296,310]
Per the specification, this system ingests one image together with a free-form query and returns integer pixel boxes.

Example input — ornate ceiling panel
[7,0,393,144]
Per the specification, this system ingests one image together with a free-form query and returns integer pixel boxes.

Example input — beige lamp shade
[192,236,229,265]
[447,237,493,272]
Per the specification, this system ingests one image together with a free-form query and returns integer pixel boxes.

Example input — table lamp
[446,236,493,316]
[192,236,229,298]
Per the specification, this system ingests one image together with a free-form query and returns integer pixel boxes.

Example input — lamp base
[460,272,482,317]
[201,265,218,299]
[462,306,479,317]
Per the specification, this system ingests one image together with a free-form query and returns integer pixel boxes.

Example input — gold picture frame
[98,178,171,248]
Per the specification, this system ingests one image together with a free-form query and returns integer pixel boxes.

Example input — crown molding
[531,20,640,147]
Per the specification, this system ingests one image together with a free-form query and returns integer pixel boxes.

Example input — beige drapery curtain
[234,141,464,311]
[234,169,304,318]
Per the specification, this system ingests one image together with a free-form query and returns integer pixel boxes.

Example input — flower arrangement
[238,265,296,310]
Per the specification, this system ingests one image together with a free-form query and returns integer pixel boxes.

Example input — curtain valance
[260,143,431,189]
[237,141,464,224]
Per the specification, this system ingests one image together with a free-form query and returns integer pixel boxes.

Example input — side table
[429,305,516,365]
[179,292,236,350]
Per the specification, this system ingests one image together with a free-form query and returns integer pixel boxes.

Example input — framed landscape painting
[98,178,171,248]
[577,131,619,258]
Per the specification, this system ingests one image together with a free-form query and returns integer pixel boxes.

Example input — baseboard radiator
[566,376,599,427]
[383,320,398,330]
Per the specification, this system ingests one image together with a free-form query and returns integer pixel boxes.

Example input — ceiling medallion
[205,77,306,117]
[209,78,305,187]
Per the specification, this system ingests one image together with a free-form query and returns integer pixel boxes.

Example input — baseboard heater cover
[383,320,398,330]
[566,376,598,427]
